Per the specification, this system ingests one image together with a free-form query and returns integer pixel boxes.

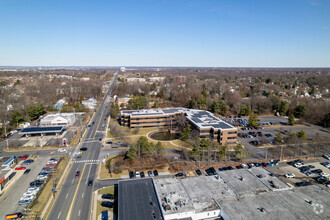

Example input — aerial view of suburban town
[0,1,329,220]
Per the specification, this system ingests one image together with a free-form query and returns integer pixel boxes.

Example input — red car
[21,155,29,160]
[15,166,26,170]
[75,171,80,178]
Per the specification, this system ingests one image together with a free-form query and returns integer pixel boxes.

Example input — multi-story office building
[119,108,237,145]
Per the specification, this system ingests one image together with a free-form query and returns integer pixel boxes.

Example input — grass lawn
[99,156,129,179]
[96,186,115,219]
[29,156,68,219]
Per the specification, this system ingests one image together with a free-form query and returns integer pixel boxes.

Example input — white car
[294,163,303,168]
[135,171,140,178]
[323,154,330,160]
[28,187,40,192]
[306,172,316,177]
[285,173,295,178]
[21,194,34,200]
[23,191,37,197]
[58,148,67,153]
[241,164,248,169]
[320,173,330,177]
[37,175,48,180]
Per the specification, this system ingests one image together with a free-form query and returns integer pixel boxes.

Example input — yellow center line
[66,163,87,220]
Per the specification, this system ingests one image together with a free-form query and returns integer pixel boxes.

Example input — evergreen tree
[248,114,258,127]
[181,124,191,141]
[278,101,289,116]
[127,145,138,163]
[294,104,306,118]
[240,104,251,116]
[288,114,295,125]
[275,132,284,144]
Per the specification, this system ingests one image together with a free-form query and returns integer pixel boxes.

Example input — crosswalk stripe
[74,160,100,163]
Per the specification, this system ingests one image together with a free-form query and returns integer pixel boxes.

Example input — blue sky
[0,0,329,67]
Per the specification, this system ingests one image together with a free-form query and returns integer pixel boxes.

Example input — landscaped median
[24,156,70,220]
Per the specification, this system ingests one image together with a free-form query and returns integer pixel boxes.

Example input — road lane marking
[94,104,105,137]
[82,192,84,198]
[66,163,86,220]
[72,179,74,184]
[66,193,68,199]
[57,211,61,219]
[78,209,81,216]
[86,164,92,184]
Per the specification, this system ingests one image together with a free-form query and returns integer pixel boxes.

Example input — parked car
[20,195,34,201]
[15,166,26,170]
[323,154,330,160]
[241,164,247,169]
[321,173,330,177]
[101,201,114,208]
[129,171,134,179]
[285,173,295,178]
[18,199,32,205]
[261,162,268,167]
[219,167,225,171]
[102,194,115,200]
[21,155,29,160]
[295,181,311,187]
[75,171,80,178]
[24,169,31,174]
[175,173,184,177]
[294,163,303,168]
[305,172,316,177]
[5,212,23,219]
[153,170,159,176]
[140,172,145,178]
[311,169,322,174]
[196,169,202,176]
[147,171,153,177]
[30,180,44,187]
[135,171,140,178]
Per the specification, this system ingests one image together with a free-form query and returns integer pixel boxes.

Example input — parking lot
[227,116,330,160]
[265,156,330,189]
[0,156,50,219]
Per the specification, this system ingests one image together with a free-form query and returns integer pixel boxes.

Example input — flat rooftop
[118,178,163,220]
[20,126,64,134]
[120,108,236,130]
[154,175,237,215]
[219,167,291,196]
[220,185,330,220]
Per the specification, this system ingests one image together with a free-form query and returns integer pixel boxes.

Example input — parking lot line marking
[57,211,61,219]
[66,163,86,220]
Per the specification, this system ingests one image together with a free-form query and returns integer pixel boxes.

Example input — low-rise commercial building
[40,113,76,126]
[118,167,330,220]
[119,108,237,145]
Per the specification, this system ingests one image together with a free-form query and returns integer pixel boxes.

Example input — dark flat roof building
[118,178,163,220]
[20,126,64,135]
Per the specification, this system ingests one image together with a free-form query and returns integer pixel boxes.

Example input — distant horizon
[0,65,329,69]
[1,0,329,67]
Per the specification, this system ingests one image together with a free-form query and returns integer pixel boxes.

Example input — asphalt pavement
[0,156,50,219]
[48,72,118,220]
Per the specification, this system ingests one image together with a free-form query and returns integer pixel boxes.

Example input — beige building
[119,108,237,145]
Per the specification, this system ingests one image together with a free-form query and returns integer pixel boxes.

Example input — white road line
[57,211,61,219]
[82,192,84,198]
[78,209,81,216]
[66,193,68,199]
[86,164,92,184]
[72,179,74,184]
